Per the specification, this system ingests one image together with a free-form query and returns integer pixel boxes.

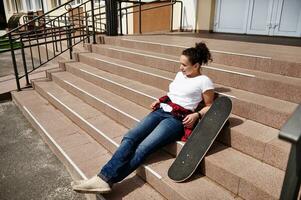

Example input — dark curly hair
[182,42,212,66]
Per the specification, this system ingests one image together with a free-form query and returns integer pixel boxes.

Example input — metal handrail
[7,0,100,91]
[4,0,76,37]
[279,104,301,200]
[7,0,183,91]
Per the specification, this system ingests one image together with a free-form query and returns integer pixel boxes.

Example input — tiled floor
[167,31,301,47]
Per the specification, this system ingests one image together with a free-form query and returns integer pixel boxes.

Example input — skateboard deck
[168,96,232,182]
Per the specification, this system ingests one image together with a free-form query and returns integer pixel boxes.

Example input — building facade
[3,0,301,37]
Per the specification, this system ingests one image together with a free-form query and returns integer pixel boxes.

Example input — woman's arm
[197,89,215,117]
[182,89,215,128]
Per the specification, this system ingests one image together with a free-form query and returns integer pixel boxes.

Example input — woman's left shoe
[72,175,111,194]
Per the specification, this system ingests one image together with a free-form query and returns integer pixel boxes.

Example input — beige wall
[171,0,216,32]
[196,0,216,31]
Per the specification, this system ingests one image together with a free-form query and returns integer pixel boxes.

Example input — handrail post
[125,8,128,34]
[180,1,183,31]
[139,0,142,34]
[105,0,118,36]
[279,104,301,200]
[8,33,21,91]
[119,1,123,35]
[67,25,73,59]
[85,14,90,43]
[170,0,174,32]
[91,0,96,44]
[20,34,30,86]
[280,140,301,200]
[53,21,58,52]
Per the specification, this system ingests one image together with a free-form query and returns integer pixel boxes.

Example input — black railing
[4,0,105,91]
[4,0,183,91]
[279,104,301,200]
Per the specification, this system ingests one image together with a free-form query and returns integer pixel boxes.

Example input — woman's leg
[98,109,166,185]
[102,116,184,184]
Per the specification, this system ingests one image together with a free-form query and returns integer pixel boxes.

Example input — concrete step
[11,89,166,200]
[58,62,290,171]
[90,44,301,103]
[26,38,88,65]
[65,61,163,109]
[51,71,148,130]
[76,53,298,130]
[31,80,237,200]
[31,80,287,200]
[101,35,301,78]
[148,144,285,200]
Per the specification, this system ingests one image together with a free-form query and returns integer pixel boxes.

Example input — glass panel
[6,0,11,11]
[16,0,23,11]
[26,0,33,10]
[35,0,42,9]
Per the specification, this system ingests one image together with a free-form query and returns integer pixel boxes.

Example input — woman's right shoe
[72,175,111,194]
[71,180,85,187]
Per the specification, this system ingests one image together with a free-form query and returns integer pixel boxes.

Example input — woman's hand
[182,113,199,128]
[150,100,160,110]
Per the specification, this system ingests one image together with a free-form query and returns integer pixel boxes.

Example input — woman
[72,42,214,193]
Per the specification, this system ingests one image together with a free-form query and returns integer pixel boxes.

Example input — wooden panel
[133,2,171,33]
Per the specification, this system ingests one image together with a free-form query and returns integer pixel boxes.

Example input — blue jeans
[98,108,184,185]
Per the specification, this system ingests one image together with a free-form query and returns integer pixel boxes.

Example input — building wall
[133,2,171,33]
[3,0,215,33]
[196,0,215,32]
[3,0,48,24]
[170,0,215,32]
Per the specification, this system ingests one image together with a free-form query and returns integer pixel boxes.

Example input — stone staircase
[12,34,301,200]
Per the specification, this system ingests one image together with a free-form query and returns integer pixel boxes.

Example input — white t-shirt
[167,72,214,111]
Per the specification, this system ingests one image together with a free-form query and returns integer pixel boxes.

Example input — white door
[272,0,301,37]
[246,0,274,35]
[214,0,250,33]
[214,0,301,37]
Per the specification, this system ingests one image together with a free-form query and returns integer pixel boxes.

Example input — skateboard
[168,96,232,182]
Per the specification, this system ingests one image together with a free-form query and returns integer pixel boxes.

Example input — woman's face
[179,55,200,77]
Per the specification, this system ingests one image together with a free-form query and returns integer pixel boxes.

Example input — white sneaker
[71,180,85,187]
[72,175,111,194]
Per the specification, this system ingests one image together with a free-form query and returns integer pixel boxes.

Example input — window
[51,0,61,8]
[25,0,43,11]
[6,0,11,12]
[71,0,83,6]
[11,0,16,12]
[94,0,105,5]
[35,0,42,10]
[16,0,23,11]
[26,0,33,11]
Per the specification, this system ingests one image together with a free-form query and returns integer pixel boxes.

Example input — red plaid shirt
[155,95,196,142]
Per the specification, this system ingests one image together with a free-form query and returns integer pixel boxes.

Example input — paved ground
[0,49,58,95]
[0,101,86,200]
[0,50,41,78]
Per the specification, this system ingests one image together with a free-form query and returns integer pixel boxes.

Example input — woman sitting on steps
[72,42,215,194]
